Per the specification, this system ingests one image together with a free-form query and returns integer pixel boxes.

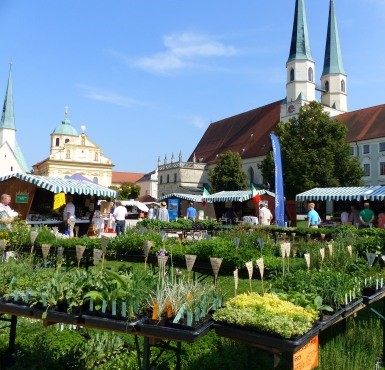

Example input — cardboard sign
[41,244,51,259]
[256,257,264,279]
[233,268,238,296]
[57,247,64,264]
[304,253,311,270]
[293,336,319,370]
[347,245,353,257]
[320,248,325,261]
[30,231,38,245]
[284,243,291,258]
[0,240,7,251]
[245,261,253,280]
[101,236,108,254]
[185,254,197,272]
[143,241,153,258]
[328,243,333,258]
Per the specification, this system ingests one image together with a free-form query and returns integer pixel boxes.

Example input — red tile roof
[336,104,385,143]
[188,100,282,163]
[136,194,156,202]
[112,171,145,184]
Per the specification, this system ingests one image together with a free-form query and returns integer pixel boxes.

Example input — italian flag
[202,187,210,206]
[251,184,261,203]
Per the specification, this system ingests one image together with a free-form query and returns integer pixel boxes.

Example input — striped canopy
[203,189,275,203]
[157,193,203,202]
[0,173,118,198]
[295,186,382,201]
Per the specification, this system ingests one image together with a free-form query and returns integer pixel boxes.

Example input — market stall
[296,186,385,224]
[0,173,117,235]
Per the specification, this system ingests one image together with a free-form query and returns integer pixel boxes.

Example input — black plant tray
[46,310,81,325]
[213,322,321,352]
[342,298,364,318]
[0,301,33,317]
[137,317,213,342]
[82,314,141,333]
[319,308,345,331]
[166,317,213,332]
[362,287,385,305]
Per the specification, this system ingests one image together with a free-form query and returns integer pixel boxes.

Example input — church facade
[32,109,114,187]
[159,0,385,195]
[0,65,29,178]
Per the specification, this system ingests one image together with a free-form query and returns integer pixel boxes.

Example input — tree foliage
[209,151,248,192]
[110,182,141,200]
[259,101,364,199]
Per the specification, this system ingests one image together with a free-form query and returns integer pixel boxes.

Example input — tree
[259,101,364,199]
[209,151,248,192]
[110,182,141,200]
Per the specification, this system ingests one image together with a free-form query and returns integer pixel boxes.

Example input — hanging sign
[53,193,66,210]
[15,193,29,204]
[293,336,319,370]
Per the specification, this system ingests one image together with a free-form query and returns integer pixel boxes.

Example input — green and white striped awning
[203,189,275,203]
[0,173,118,197]
[157,193,203,202]
[296,186,381,201]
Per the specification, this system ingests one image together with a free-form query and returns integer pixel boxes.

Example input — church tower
[321,0,347,114]
[0,64,29,176]
[281,0,315,122]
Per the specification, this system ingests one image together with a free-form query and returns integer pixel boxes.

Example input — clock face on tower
[287,104,295,114]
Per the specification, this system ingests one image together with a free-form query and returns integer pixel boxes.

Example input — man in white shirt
[259,202,273,226]
[63,195,76,236]
[113,201,128,236]
[0,194,18,230]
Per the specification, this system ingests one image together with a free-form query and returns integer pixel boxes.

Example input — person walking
[307,202,321,228]
[186,202,197,221]
[157,202,170,222]
[113,201,128,236]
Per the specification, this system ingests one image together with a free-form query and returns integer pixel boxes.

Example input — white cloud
[134,32,237,74]
[77,84,143,108]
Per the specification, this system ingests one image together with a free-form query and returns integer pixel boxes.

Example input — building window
[174,173,177,183]
[341,79,346,93]
[363,144,370,154]
[380,162,385,176]
[66,150,71,159]
[94,152,99,161]
[167,174,170,183]
[350,146,354,156]
[248,167,254,185]
[55,138,60,146]
[65,138,70,143]
[290,69,294,82]
[93,177,98,183]
[160,176,163,184]
[324,81,329,92]
[308,67,313,82]
[10,166,13,171]
[379,142,385,152]
[363,163,370,176]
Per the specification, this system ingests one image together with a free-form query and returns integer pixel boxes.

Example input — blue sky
[1,0,384,174]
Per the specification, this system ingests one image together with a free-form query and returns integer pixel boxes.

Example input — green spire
[0,64,15,130]
[322,0,345,75]
[288,0,314,62]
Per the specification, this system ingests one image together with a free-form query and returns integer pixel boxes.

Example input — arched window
[174,173,177,183]
[290,68,295,82]
[341,79,346,93]
[248,167,254,185]
[93,177,98,184]
[308,67,313,82]
[324,81,329,92]
[65,138,70,143]
[66,150,71,159]
[55,138,60,146]
[94,152,99,161]
[160,176,163,184]
[167,174,170,183]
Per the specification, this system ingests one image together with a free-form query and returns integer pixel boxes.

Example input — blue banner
[270,133,285,226]
[168,198,179,221]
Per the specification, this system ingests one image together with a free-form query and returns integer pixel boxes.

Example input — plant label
[93,248,103,265]
[101,236,108,254]
[143,241,153,258]
[320,248,325,261]
[366,252,377,267]
[256,257,264,279]
[0,240,7,251]
[234,237,240,249]
[347,245,353,257]
[304,253,311,269]
[285,243,291,258]
[328,244,333,257]
[245,261,253,280]
[76,245,86,267]
[233,269,239,295]
[57,247,64,264]
[41,244,51,259]
[210,257,223,277]
[185,254,197,272]
[30,231,38,245]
